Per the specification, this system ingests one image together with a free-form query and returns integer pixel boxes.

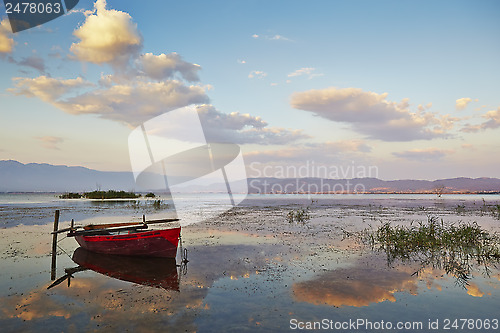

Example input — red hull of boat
[75,227,181,258]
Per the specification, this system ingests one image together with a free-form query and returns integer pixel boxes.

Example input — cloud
[10,75,208,126]
[291,87,458,141]
[36,136,64,150]
[269,34,292,41]
[18,55,46,73]
[70,0,142,67]
[56,80,208,126]
[461,107,500,133]
[197,104,308,145]
[9,76,93,102]
[248,70,267,79]
[392,148,454,161]
[456,97,472,110]
[292,266,418,307]
[10,76,301,143]
[252,33,293,42]
[0,19,14,53]
[418,102,432,112]
[237,59,246,64]
[466,283,484,297]
[137,52,201,82]
[288,67,322,79]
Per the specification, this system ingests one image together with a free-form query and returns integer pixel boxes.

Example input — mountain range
[1,160,499,193]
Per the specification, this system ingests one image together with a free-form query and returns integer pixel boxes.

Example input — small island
[60,190,142,199]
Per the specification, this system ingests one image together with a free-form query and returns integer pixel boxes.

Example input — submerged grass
[286,208,311,224]
[349,216,500,287]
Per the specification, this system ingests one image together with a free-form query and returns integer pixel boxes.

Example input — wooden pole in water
[50,210,60,281]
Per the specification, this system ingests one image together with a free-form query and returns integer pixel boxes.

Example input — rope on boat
[57,235,67,243]
[56,244,73,260]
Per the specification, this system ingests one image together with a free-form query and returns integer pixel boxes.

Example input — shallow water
[0,194,499,332]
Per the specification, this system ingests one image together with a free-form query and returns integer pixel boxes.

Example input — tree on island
[434,184,445,197]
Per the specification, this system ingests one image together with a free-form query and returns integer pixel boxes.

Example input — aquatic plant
[456,204,466,214]
[152,199,167,210]
[286,208,311,224]
[492,204,500,219]
[350,216,500,287]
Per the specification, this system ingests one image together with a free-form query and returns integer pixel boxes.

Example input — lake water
[0,193,499,332]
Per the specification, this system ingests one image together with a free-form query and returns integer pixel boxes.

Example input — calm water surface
[0,193,498,332]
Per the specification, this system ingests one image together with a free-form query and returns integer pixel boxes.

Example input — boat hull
[75,227,181,258]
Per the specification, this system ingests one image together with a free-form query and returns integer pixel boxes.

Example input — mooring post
[50,210,60,281]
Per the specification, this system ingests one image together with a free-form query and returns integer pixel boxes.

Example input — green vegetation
[347,216,500,287]
[84,190,141,199]
[286,208,311,224]
[59,192,82,199]
[60,190,140,199]
[152,199,167,210]
[145,192,156,198]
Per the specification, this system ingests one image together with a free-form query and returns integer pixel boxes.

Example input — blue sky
[1,0,499,180]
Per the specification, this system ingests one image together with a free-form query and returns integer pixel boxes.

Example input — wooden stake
[50,210,60,281]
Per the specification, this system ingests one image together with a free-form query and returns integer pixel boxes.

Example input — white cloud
[269,34,292,41]
[288,67,318,79]
[137,53,201,82]
[70,0,142,67]
[417,102,432,112]
[248,70,267,79]
[197,104,308,145]
[252,33,293,42]
[9,76,93,102]
[392,148,454,161]
[461,107,500,133]
[10,75,208,126]
[291,87,459,141]
[0,19,14,53]
[456,97,472,110]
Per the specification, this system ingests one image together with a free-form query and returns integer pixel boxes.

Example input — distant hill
[1,160,499,193]
[0,160,136,192]
[245,177,500,194]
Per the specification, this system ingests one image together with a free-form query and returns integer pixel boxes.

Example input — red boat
[66,217,181,258]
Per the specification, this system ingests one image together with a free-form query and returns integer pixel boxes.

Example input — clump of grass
[152,199,167,210]
[286,208,311,224]
[145,192,156,198]
[492,204,500,219]
[456,204,466,213]
[352,216,500,287]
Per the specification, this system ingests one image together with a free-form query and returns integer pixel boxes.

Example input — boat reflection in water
[49,247,180,291]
